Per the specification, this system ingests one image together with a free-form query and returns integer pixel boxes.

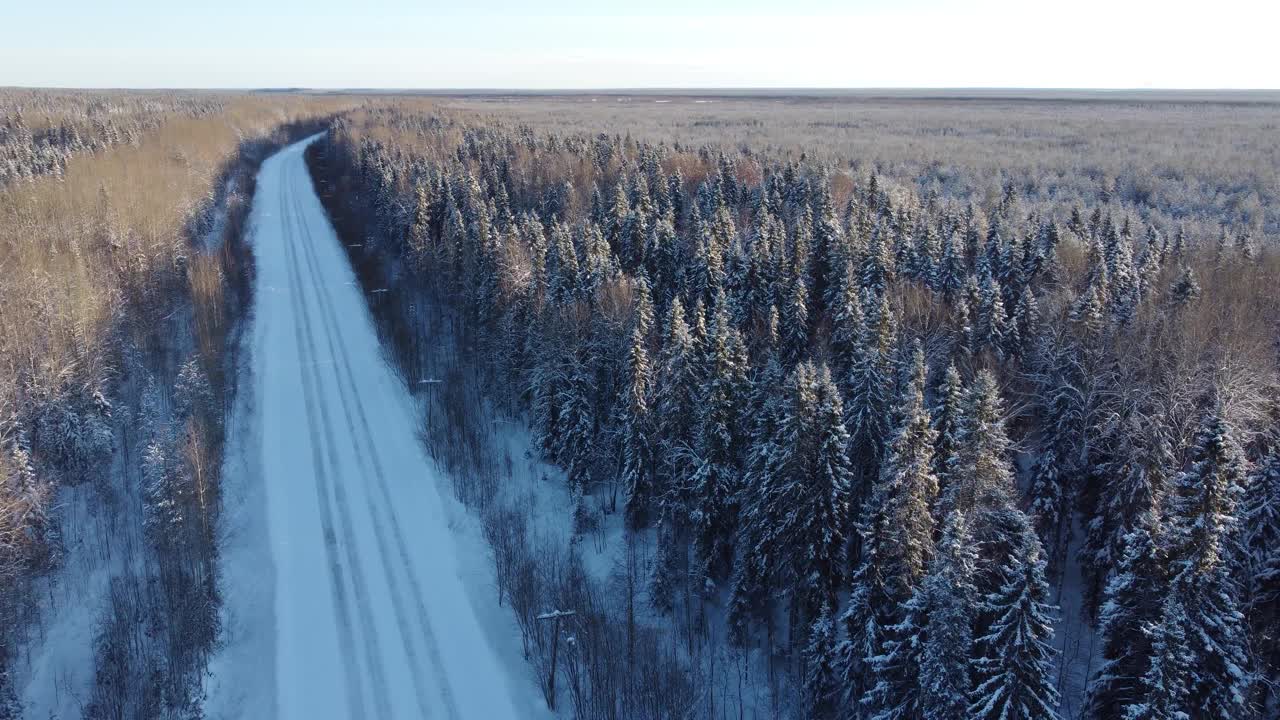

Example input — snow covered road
[208,135,526,719]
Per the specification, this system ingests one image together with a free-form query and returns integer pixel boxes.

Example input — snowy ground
[14,467,146,720]
[205,135,544,719]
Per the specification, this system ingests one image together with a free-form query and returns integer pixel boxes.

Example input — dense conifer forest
[310,98,1279,720]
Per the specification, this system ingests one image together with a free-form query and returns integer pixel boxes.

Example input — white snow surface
[206,135,534,720]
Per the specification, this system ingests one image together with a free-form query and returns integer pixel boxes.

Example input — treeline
[318,106,1279,719]
[0,93,348,718]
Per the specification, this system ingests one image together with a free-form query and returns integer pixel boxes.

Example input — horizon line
[5,85,1280,93]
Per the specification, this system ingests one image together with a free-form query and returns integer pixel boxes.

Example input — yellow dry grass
[0,93,354,426]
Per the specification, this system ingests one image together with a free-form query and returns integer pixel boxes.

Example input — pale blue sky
[3,0,1275,88]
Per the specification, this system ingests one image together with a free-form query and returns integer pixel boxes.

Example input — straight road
[224,135,524,719]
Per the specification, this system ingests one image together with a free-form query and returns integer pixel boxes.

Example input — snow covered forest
[0,90,347,718]
[309,97,1280,720]
[2,89,1276,720]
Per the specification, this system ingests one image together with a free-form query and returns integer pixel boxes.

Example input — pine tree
[970,527,1060,720]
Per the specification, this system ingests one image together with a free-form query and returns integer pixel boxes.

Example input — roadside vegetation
[0,90,351,718]
[311,96,1279,720]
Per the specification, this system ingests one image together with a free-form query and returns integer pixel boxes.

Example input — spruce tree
[830,263,864,381]
[633,273,655,339]
[970,527,1060,720]
[846,342,938,715]
[688,291,748,583]
[806,600,842,720]
[655,299,699,513]
[1168,264,1201,309]
[861,228,893,296]
[933,231,966,299]
[406,180,434,271]
[1163,409,1252,718]
[920,513,979,720]
[945,370,1015,522]
[1025,333,1086,565]
[1088,509,1168,716]
[546,221,580,303]
[745,361,852,619]
[781,268,810,366]
[1244,450,1280,708]
[975,265,1009,355]
[650,522,680,613]
[621,326,654,529]
[728,319,788,640]
[861,342,942,720]
[1080,409,1174,612]
[932,360,966,516]
[555,351,597,490]
[845,289,897,500]
[874,341,939,601]
[1008,284,1038,359]
[1122,597,1193,720]
[606,176,630,257]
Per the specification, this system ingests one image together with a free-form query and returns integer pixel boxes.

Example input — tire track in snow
[288,158,462,720]
[273,173,368,720]
[286,162,445,719]
[281,166,397,720]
